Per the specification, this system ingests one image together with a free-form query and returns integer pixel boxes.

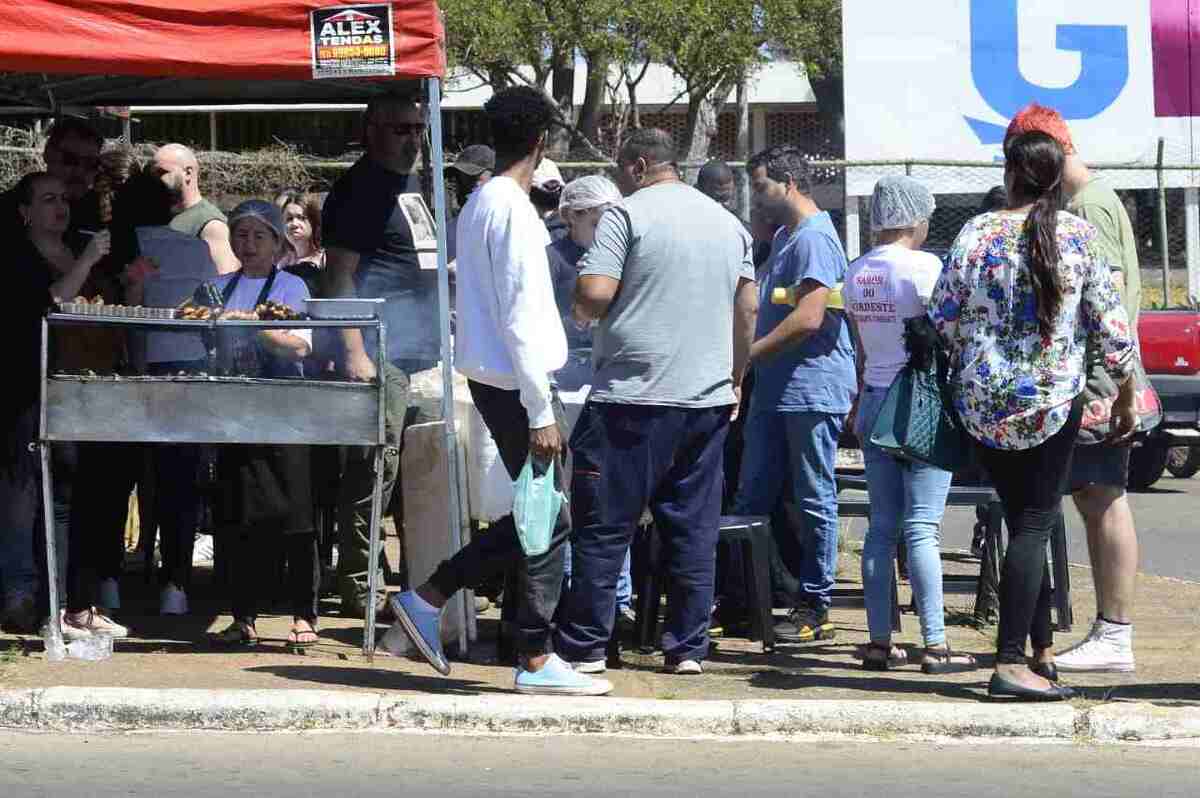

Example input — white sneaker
[572,659,607,674]
[1055,620,1135,673]
[1056,617,1102,658]
[192,534,214,566]
[668,659,703,675]
[160,584,189,616]
[97,578,120,611]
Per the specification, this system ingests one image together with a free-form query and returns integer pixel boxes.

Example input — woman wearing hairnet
[844,176,977,674]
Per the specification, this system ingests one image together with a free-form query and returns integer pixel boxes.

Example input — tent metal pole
[426,76,468,657]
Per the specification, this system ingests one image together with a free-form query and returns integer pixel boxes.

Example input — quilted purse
[869,319,970,472]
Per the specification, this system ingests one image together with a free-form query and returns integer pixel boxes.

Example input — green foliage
[441,0,844,93]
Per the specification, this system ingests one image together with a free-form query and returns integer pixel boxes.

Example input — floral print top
[929,210,1134,450]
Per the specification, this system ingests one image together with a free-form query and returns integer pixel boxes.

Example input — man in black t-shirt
[1,117,103,244]
[322,95,440,617]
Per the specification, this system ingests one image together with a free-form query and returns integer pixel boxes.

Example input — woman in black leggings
[929,131,1137,701]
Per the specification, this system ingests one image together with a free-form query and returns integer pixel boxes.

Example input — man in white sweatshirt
[387,87,611,696]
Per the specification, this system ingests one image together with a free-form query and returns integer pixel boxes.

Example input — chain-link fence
[807,159,1200,309]
[5,132,1199,307]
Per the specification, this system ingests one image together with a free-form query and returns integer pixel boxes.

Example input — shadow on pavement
[748,669,987,701]
[1075,683,1200,706]
[244,665,509,695]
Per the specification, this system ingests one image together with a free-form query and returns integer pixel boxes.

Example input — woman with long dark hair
[930,132,1137,701]
[0,172,110,635]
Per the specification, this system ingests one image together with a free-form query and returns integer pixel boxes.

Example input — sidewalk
[2,542,1197,740]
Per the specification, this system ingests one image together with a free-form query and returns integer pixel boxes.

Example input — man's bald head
[154,143,199,171]
[151,143,200,211]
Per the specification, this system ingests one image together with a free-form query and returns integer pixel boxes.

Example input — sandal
[921,644,977,674]
[287,621,320,650]
[862,642,908,671]
[208,621,257,647]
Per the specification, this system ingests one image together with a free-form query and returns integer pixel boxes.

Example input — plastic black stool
[632,516,776,653]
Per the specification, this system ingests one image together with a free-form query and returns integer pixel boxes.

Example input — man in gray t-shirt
[553,129,757,673]
[584,176,754,406]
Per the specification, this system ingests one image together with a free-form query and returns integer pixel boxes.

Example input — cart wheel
[1166,446,1200,479]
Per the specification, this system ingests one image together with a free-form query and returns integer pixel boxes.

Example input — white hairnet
[870,175,936,232]
[559,175,622,214]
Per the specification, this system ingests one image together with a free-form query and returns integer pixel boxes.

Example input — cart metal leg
[363,444,387,658]
[40,442,64,657]
[428,75,469,658]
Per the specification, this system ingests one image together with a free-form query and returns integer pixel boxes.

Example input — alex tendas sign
[311,4,395,80]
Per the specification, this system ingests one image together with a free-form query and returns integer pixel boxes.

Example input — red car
[1133,310,1200,489]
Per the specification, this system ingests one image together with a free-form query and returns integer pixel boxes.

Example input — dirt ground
[3,537,1196,707]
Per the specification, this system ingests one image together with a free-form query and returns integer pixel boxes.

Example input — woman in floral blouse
[930,132,1136,701]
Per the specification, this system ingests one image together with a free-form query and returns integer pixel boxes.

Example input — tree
[439,0,846,163]
[439,0,631,158]
[642,0,845,168]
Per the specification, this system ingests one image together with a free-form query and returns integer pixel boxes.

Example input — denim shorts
[1069,442,1130,492]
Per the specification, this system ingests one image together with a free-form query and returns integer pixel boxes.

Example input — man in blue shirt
[734,145,856,643]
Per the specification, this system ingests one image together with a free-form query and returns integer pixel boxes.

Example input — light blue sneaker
[389,591,451,676]
[515,654,613,696]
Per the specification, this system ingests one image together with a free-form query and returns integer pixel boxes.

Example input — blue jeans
[0,408,70,611]
[733,408,843,610]
[556,402,730,664]
[564,544,631,612]
[856,385,953,647]
[0,408,39,606]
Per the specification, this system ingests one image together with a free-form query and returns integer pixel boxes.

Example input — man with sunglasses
[322,96,442,619]
[2,117,104,244]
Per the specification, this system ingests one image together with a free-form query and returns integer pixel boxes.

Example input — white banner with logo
[843,0,1195,194]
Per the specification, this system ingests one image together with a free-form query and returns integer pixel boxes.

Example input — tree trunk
[681,76,736,182]
[576,51,608,156]
[548,48,575,158]
[735,73,751,219]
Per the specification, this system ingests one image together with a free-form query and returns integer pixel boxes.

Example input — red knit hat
[1004,103,1076,155]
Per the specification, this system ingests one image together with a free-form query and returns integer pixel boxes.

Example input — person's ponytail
[1024,185,1063,337]
[1006,131,1067,337]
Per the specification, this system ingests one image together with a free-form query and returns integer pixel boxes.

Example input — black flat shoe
[987,672,1074,702]
[1030,661,1059,683]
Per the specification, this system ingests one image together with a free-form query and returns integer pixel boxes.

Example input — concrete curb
[3,688,1199,742]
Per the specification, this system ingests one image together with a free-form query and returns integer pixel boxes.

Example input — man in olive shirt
[152,144,239,275]
[1006,104,1140,674]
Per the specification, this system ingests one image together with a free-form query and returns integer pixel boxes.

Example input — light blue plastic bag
[512,456,566,556]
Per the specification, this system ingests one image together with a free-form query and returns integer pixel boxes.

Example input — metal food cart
[38,312,392,656]
[3,1,467,661]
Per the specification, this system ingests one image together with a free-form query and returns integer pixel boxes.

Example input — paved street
[3,733,1198,797]
[844,470,1200,582]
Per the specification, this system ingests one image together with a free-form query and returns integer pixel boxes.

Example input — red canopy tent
[0,1,443,105]
[1,2,465,657]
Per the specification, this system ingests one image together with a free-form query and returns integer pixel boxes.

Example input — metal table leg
[363,444,387,658]
[1050,510,1073,632]
[40,442,64,658]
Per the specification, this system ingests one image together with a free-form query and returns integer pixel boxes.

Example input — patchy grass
[0,643,21,682]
